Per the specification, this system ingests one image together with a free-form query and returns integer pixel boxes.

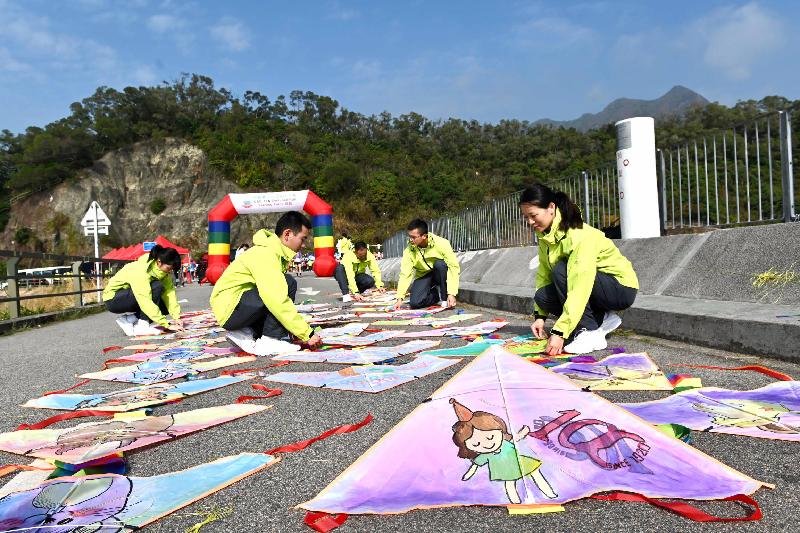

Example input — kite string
[670,364,793,381]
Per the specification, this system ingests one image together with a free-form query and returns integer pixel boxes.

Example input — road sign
[81,201,111,227]
[143,241,157,251]
[84,226,109,236]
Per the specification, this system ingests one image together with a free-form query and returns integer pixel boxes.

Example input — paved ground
[1,274,799,532]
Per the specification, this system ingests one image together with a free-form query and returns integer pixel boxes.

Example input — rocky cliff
[0,138,276,255]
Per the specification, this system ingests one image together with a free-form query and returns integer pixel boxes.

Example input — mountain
[536,86,709,132]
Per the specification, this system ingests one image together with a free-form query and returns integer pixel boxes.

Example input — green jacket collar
[141,255,169,280]
[408,232,439,253]
[539,208,566,245]
[253,229,297,263]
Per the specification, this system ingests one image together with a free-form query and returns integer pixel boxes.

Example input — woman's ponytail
[519,183,583,232]
[149,245,181,272]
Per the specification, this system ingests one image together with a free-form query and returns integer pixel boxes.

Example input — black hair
[276,211,312,235]
[353,241,368,251]
[340,230,350,239]
[149,245,181,272]
[407,218,428,234]
[519,183,583,232]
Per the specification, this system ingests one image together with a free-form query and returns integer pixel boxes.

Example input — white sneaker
[252,336,301,356]
[563,328,607,354]
[132,319,163,336]
[600,311,622,335]
[342,294,352,303]
[115,314,137,336]
[226,328,256,353]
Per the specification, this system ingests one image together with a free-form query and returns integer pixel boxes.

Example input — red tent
[103,236,191,261]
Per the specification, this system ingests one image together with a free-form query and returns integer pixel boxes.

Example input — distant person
[334,241,385,302]
[103,245,184,336]
[188,259,197,284]
[293,251,304,276]
[210,211,323,356]
[235,243,250,259]
[394,218,460,310]
[336,230,354,256]
[520,183,639,355]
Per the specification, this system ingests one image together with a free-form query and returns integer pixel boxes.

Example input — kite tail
[592,492,762,522]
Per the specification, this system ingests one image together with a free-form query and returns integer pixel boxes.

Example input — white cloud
[210,17,251,52]
[697,2,784,80]
[147,14,182,33]
[351,59,381,79]
[327,1,359,21]
[132,64,158,85]
[512,15,596,49]
[0,46,34,75]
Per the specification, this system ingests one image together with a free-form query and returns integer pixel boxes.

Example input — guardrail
[0,250,131,321]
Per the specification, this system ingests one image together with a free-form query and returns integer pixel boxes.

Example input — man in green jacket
[334,241,385,302]
[394,218,460,310]
[211,211,322,356]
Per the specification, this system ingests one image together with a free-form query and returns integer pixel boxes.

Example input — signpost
[80,201,111,300]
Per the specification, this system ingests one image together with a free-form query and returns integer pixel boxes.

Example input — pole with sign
[81,201,111,301]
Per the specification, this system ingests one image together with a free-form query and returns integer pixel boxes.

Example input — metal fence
[554,167,620,232]
[657,109,797,229]
[0,250,131,321]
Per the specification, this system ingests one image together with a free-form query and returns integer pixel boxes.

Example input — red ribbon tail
[592,492,762,522]
[17,410,116,431]
[222,360,293,376]
[235,384,283,403]
[43,379,92,396]
[264,414,373,455]
[102,358,132,369]
[102,345,123,354]
[672,364,793,381]
[0,464,55,478]
[304,511,348,532]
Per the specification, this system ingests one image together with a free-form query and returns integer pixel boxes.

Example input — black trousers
[105,280,167,322]
[222,274,297,340]
[534,260,637,338]
[333,264,376,295]
[409,259,449,309]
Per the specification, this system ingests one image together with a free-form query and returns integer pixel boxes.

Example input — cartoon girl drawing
[75,384,176,410]
[692,399,800,434]
[450,398,557,504]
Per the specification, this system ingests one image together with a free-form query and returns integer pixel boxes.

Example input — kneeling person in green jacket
[394,218,461,310]
[334,241,385,302]
[520,183,639,356]
[103,245,184,336]
[210,211,322,356]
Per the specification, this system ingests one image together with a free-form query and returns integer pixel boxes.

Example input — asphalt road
[1,274,798,532]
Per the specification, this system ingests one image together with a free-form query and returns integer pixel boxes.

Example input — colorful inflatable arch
[206,191,336,284]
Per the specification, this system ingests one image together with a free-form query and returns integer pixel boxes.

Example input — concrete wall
[380,222,800,306]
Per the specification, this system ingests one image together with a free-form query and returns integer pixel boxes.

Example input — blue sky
[1,0,798,134]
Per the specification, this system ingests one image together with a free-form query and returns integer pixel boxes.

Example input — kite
[0,404,269,464]
[395,320,508,338]
[323,330,404,347]
[502,335,549,357]
[116,346,239,363]
[621,381,800,441]
[23,375,253,412]
[371,313,482,327]
[78,355,256,384]
[272,340,442,364]
[297,303,334,313]
[317,322,369,339]
[120,337,227,351]
[266,355,461,393]
[355,306,447,318]
[550,353,673,391]
[131,327,225,342]
[301,346,767,517]
[0,453,277,532]
[421,337,507,357]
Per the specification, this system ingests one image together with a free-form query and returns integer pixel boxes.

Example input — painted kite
[550,352,673,391]
[271,340,442,364]
[301,346,767,515]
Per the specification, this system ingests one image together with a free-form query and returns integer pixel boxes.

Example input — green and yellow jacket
[396,233,460,299]
[210,229,313,341]
[535,208,639,338]
[340,249,384,293]
[336,237,354,255]
[102,254,181,327]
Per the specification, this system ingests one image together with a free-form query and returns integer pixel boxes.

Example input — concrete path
[1,275,798,532]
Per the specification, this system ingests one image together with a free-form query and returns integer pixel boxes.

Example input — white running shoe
[342,294,352,303]
[600,311,622,335]
[115,313,137,336]
[226,328,256,353]
[132,319,163,336]
[563,328,608,354]
[252,336,301,356]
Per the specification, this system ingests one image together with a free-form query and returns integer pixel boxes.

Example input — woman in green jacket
[520,183,639,355]
[103,245,184,336]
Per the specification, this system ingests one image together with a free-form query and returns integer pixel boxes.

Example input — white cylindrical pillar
[615,117,660,239]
